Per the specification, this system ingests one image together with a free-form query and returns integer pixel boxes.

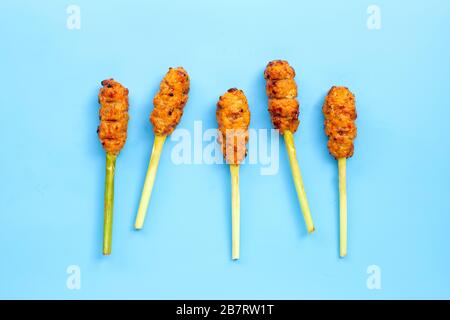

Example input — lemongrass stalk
[283,130,315,233]
[338,158,347,258]
[230,164,240,260]
[135,135,167,229]
[103,153,117,255]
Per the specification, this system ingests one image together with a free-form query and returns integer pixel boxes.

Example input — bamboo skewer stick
[103,153,117,255]
[216,88,250,260]
[338,158,347,258]
[135,135,166,230]
[283,130,315,233]
[230,164,240,260]
[134,67,189,230]
[97,79,129,256]
[264,60,315,234]
[322,86,356,258]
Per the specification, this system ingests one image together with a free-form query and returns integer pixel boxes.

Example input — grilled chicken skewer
[323,86,357,257]
[216,88,251,260]
[97,79,129,255]
[135,67,190,229]
[264,60,315,233]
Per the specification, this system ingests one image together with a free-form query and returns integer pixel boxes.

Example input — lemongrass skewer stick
[338,158,347,258]
[230,164,240,260]
[103,153,117,255]
[283,130,315,233]
[135,135,167,229]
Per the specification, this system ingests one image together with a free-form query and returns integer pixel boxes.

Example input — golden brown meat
[150,67,190,135]
[264,60,299,134]
[216,88,251,165]
[323,86,357,159]
[98,79,129,155]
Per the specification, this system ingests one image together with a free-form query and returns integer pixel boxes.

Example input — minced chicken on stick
[97,79,129,255]
[323,86,357,257]
[264,60,315,233]
[135,67,190,229]
[216,88,250,260]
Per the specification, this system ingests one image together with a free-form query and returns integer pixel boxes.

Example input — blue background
[1,0,449,299]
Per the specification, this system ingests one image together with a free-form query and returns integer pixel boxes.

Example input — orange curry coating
[151,67,190,135]
[216,88,251,165]
[98,79,129,155]
[264,60,299,134]
[323,86,357,159]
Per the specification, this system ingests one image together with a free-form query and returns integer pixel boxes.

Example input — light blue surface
[1,0,449,299]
